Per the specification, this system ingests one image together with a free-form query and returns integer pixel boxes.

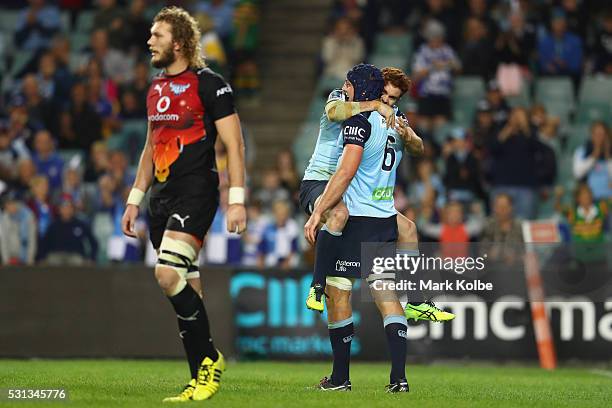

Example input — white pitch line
[590,369,612,379]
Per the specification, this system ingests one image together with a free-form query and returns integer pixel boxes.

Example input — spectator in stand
[573,121,612,203]
[119,61,149,118]
[254,168,290,213]
[277,149,300,204]
[40,194,98,265]
[321,17,365,81]
[31,129,63,192]
[49,35,74,107]
[93,0,127,51]
[463,0,498,40]
[489,107,539,220]
[442,127,484,204]
[538,9,583,82]
[87,75,118,139]
[562,183,608,243]
[0,121,31,186]
[197,13,227,75]
[495,10,536,71]
[88,29,134,84]
[412,19,460,131]
[36,52,58,101]
[58,82,102,152]
[242,200,268,266]
[84,141,110,183]
[21,74,58,136]
[61,165,87,215]
[195,0,236,46]
[460,17,495,79]
[485,80,510,126]
[6,99,34,149]
[257,200,299,269]
[471,100,498,156]
[25,175,55,253]
[556,0,588,40]
[13,158,37,198]
[0,191,37,266]
[231,0,261,98]
[480,193,523,263]
[14,0,61,52]
[590,11,612,74]
[530,104,560,142]
[93,173,118,214]
[421,0,459,49]
[108,150,133,192]
[418,201,484,257]
[124,0,150,55]
[409,158,445,209]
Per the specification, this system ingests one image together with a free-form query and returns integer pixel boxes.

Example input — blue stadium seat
[8,50,34,78]
[69,32,90,53]
[368,53,409,73]
[374,33,413,57]
[107,120,147,165]
[505,86,532,108]
[0,11,22,34]
[75,11,95,33]
[564,124,590,154]
[452,98,479,128]
[453,76,486,100]
[535,77,574,102]
[574,101,611,125]
[578,76,612,105]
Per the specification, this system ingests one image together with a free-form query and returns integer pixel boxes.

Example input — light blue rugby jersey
[302,89,346,181]
[337,110,404,218]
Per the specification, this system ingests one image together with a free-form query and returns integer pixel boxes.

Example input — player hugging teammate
[301,64,454,392]
[121,7,246,402]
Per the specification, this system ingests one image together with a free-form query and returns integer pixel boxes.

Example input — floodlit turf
[1,360,611,407]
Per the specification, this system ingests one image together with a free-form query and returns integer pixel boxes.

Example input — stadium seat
[564,124,590,154]
[505,85,531,108]
[75,11,95,33]
[0,11,22,34]
[306,97,326,121]
[316,75,342,96]
[293,121,320,174]
[535,77,574,107]
[57,149,84,165]
[574,101,611,125]
[578,76,612,105]
[107,120,147,165]
[60,11,71,32]
[368,53,409,73]
[543,100,572,124]
[8,50,34,79]
[69,32,90,53]
[92,213,114,265]
[452,98,479,128]
[373,33,413,58]
[453,76,486,100]
[433,122,460,145]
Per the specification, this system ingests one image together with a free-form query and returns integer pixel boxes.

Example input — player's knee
[156,237,197,296]
[327,204,349,231]
[398,217,417,243]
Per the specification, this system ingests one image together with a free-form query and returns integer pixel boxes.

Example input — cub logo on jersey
[170,82,190,95]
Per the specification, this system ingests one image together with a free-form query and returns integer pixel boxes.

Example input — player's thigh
[165,194,218,247]
[298,180,327,216]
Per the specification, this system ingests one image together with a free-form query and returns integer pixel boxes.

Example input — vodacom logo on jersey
[149,84,179,122]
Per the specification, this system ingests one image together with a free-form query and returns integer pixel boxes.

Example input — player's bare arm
[304,144,363,244]
[121,122,153,237]
[217,113,247,234]
[326,99,395,128]
[395,117,424,156]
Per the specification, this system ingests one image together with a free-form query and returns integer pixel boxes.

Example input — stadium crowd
[1,0,611,268]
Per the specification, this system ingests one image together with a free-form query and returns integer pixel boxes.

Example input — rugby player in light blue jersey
[299,67,454,325]
[304,63,408,393]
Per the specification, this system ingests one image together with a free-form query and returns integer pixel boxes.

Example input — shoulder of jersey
[195,66,223,79]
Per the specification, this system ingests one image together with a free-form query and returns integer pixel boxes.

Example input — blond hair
[154,6,205,69]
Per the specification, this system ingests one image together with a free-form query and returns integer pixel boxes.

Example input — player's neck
[164,58,189,76]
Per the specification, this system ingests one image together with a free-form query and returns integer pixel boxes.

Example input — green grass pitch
[1,360,611,407]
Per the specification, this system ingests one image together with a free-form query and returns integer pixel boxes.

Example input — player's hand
[304,211,322,245]
[121,204,139,238]
[377,102,395,129]
[394,117,410,139]
[227,204,247,234]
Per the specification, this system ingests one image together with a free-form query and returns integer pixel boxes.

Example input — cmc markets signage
[230,269,612,361]
[230,270,363,358]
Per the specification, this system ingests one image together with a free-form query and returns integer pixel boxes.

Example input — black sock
[312,227,343,288]
[328,317,353,385]
[384,315,407,383]
[168,283,218,378]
